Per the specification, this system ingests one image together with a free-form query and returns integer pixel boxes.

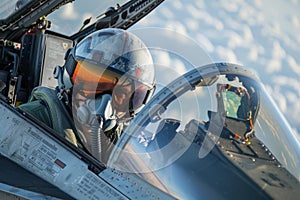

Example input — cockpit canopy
[107,63,300,200]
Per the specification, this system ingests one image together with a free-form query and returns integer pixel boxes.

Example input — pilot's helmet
[61,28,156,119]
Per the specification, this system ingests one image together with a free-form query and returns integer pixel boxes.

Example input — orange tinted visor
[72,60,152,117]
[72,60,120,95]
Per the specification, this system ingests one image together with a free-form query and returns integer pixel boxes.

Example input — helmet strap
[53,47,78,106]
[53,65,72,107]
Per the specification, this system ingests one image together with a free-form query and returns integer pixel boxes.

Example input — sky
[47,0,300,136]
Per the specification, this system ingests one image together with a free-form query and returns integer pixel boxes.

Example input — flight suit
[18,86,79,146]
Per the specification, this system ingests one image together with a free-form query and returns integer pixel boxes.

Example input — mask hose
[89,117,104,161]
[90,94,113,162]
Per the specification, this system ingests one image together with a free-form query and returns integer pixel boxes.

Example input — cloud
[238,4,256,24]
[60,3,78,20]
[152,50,190,92]
[272,85,287,112]
[253,0,263,8]
[221,2,239,12]
[287,55,300,77]
[272,41,286,59]
[171,0,183,10]
[196,34,214,53]
[221,26,253,49]
[272,75,300,96]
[186,4,203,19]
[225,16,245,30]
[248,45,265,61]
[188,8,224,30]
[266,59,282,73]
[172,58,188,75]
[215,46,238,63]
[266,41,287,73]
[160,6,174,19]
[152,50,172,66]
[226,31,244,49]
[243,26,254,43]
[165,21,187,35]
[291,15,300,29]
[248,48,259,61]
[264,22,281,37]
[185,19,199,31]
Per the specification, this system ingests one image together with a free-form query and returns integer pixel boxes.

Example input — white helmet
[55,28,156,118]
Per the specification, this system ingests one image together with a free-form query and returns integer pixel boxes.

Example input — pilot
[19,28,156,163]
